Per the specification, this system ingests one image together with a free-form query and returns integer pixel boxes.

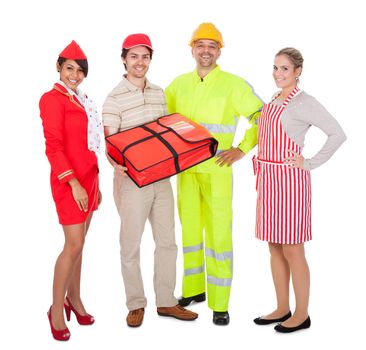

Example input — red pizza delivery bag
[105,113,218,187]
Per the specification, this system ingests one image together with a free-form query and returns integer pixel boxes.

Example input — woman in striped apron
[253,48,346,333]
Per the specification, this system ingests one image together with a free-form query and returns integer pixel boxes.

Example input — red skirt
[51,166,99,225]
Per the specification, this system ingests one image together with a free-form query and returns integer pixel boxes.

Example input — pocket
[115,172,136,192]
[113,172,123,207]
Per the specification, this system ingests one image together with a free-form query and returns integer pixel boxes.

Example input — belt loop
[252,155,258,175]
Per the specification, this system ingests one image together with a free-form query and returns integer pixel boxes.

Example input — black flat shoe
[253,311,292,325]
[178,293,206,307]
[213,311,230,326]
[274,316,311,333]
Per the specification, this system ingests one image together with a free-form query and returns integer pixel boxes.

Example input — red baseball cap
[59,40,87,60]
[122,33,153,50]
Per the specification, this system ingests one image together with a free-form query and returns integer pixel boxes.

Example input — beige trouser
[113,173,178,310]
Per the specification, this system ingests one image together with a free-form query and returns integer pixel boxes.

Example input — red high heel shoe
[47,306,70,341]
[64,297,95,325]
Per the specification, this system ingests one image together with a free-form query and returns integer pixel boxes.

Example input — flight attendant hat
[59,40,87,60]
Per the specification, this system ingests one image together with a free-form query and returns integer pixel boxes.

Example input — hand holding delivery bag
[105,113,218,187]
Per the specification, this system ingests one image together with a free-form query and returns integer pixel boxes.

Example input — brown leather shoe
[126,308,145,327]
[157,304,198,321]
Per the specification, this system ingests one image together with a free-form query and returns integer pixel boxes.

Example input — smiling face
[192,39,221,70]
[273,54,302,92]
[57,59,85,91]
[123,45,151,80]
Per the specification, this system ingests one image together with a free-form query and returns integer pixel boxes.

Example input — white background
[0,0,364,349]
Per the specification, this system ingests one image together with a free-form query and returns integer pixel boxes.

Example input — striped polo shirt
[102,75,168,131]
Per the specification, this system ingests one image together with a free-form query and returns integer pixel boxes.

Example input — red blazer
[39,83,98,183]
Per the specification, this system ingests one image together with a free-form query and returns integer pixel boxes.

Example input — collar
[193,65,221,83]
[53,82,84,110]
[271,87,302,105]
[57,80,78,95]
[122,75,152,92]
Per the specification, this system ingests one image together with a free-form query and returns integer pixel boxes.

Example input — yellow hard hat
[189,22,224,48]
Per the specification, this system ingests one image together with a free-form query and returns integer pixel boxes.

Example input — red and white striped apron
[253,87,312,244]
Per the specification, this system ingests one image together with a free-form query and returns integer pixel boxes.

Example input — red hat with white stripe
[122,33,153,50]
[59,40,87,60]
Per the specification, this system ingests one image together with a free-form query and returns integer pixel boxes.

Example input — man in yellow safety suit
[165,23,263,325]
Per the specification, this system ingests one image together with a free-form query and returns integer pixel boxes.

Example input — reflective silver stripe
[184,265,205,276]
[200,118,238,134]
[205,248,233,261]
[215,149,232,155]
[205,248,233,272]
[207,275,232,287]
[183,243,204,254]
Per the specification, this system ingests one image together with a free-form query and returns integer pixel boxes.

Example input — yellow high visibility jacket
[165,65,263,173]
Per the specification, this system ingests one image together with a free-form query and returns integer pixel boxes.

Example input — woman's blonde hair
[276,47,304,69]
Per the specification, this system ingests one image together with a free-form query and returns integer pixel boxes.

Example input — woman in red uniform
[252,48,346,333]
[39,41,102,341]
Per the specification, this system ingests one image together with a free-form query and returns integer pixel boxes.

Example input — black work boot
[213,311,230,325]
[178,293,206,307]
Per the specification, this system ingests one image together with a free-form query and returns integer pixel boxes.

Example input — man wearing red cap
[103,34,198,327]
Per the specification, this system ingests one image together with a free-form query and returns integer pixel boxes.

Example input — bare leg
[281,243,310,326]
[51,221,87,330]
[66,213,93,314]
[262,243,291,319]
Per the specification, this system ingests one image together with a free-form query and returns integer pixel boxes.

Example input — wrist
[237,143,249,154]
[236,146,245,155]
[68,178,80,188]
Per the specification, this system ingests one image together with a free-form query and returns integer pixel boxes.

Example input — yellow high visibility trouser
[178,170,233,312]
